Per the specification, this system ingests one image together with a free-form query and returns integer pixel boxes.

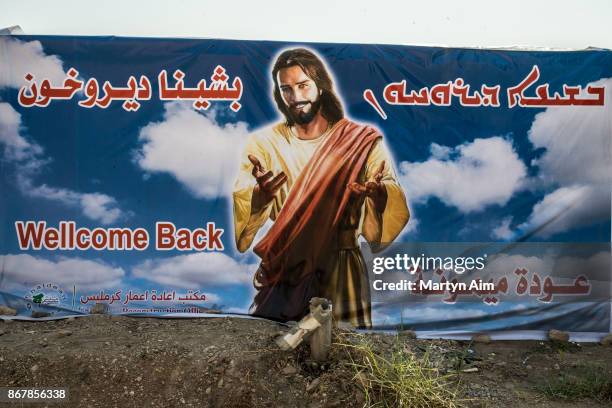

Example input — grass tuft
[337,333,465,408]
[537,366,612,402]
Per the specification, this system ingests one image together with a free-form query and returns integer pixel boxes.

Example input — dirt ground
[0,315,611,407]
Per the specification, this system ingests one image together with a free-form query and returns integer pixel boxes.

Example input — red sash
[251,118,381,320]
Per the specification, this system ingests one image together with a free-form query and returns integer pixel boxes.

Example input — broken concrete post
[309,298,332,362]
[548,329,569,342]
[599,333,612,346]
[471,333,491,344]
[276,297,332,362]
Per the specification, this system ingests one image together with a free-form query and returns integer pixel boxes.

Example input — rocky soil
[0,316,611,407]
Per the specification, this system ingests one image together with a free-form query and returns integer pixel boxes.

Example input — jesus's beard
[288,98,322,125]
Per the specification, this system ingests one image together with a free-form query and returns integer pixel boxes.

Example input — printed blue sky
[0,36,610,328]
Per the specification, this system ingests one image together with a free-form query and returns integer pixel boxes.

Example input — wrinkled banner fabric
[0,35,610,341]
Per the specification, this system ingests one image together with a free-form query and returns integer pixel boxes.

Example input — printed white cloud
[517,78,612,237]
[24,182,126,225]
[79,193,125,224]
[398,137,527,212]
[485,253,553,278]
[518,185,609,237]
[0,37,66,89]
[529,79,612,187]
[402,213,420,234]
[0,102,127,225]
[0,102,43,161]
[492,216,514,240]
[135,102,249,198]
[429,142,452,160]
[0,253,125,291]
[132,252,257,288]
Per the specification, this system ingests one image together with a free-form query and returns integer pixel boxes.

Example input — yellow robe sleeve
[232,134,274,253]
[360,139,410,248]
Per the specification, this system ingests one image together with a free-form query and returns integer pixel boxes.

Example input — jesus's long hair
[272,48,344,127]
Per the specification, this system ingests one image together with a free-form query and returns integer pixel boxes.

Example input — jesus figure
[233,48,409,328]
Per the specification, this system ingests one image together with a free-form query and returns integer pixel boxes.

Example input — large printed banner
[0,35,610,338]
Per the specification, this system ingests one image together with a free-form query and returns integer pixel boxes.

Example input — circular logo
[24,283,67,309]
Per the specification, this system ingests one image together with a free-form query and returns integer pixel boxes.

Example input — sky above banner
[0,0,611,49]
